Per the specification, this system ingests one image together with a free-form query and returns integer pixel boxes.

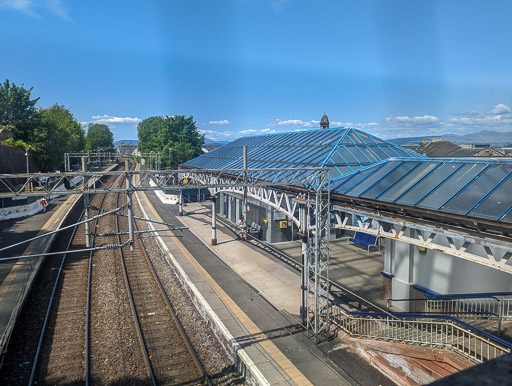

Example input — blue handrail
[424,291,512,299]
[323,293,512,350]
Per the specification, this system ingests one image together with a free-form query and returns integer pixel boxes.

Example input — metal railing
[425,292,512,320]
[328,297,512,363]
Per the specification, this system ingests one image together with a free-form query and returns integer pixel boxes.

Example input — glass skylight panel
[328,166,342,180]
[341,135,354,144]
[378,162,438,202]
[337,147,358,164]
[355,161,420,198]
[500,209,512,223]
[369,146,388,160]
[441,165,512,214]
[349,146,372,164]
[348,130,364,144]
[329,151,347,166]
[469,176,512,219]
[335,166,352,175]
[309,148,332,165]
[335,163,391,194]
[356,131,378,145]
[398,162,462,205]
[359,147,380,162]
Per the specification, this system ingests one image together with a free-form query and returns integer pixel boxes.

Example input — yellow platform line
[0,194,78,303]
[139,190,312,386]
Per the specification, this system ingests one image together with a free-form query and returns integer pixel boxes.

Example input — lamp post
[168,147,172,169]
[25,146,29,174]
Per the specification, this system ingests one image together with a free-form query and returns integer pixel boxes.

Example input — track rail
[29,167,124,385]
[117,164,210,385]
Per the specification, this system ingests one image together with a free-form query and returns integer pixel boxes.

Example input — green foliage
[0,138,35,152]
[31,104,85,171]
[0,79,40,141]
[137,115,204,168]
[85,123,114,150]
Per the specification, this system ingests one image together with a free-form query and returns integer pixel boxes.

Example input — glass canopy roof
[185,127,422,180]
[332,158,512,223]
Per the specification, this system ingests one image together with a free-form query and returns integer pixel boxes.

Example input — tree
[0,79,40,141]
[137,115,204,168]
[32,104,86,171]
[85,123,114,150]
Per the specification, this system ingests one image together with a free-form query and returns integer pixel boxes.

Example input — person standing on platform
[41,197,48,212]
[238,215,247,241]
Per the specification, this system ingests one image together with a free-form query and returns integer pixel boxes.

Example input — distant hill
[204,138,229,146]
[114,139,138,146]
[389,131,512,146]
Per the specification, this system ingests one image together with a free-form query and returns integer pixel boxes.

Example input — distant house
[116,142,138,155]
[202,145,221,153]
[411,139,504,158]
[413,139,460,157]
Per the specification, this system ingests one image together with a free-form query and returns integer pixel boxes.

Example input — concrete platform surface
[138,192,393,386]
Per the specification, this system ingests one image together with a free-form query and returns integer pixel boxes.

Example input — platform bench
[348,231,379,251]
[248,222,262,237]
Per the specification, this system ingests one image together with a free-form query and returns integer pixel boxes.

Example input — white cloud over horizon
[0,0,71,20]
[209,119,230,125]
[91,114,142,124]
[487,103,511,115]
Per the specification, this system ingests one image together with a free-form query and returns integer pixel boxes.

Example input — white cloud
[209,119,230,126]
[199,129,232,141]
[275,119,303,126]
[0,0,71,20]
[261,128,277,134]
[240,129,258,134]
[386,115,440,125]
[487,104,511,114]
[91,114,141,124]
[451,110,479,117]
[271,118,349,129]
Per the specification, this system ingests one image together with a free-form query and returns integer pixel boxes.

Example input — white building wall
[386,230,512,310]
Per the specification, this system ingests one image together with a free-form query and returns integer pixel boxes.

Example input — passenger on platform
[41,197,48,212]
[237,215,248,241]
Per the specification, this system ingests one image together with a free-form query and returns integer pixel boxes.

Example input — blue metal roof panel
[331,158,512,223]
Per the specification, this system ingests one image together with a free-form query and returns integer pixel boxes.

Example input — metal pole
[211,196,217,245]
[314,189,320,340]
[126,160,135,250]
[168,147,172,169]
[82,157,91,248]
[300,200,308,325]
[179,191,184,216]
[25,146,29,174]
[242,146,248,232]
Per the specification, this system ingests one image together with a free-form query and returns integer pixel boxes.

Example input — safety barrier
[328,297,512,363]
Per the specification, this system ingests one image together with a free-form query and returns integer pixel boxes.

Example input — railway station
[0,124,511,385]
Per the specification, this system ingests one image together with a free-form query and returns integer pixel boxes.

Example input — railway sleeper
[157,366,203,381]
[145,337,184,348]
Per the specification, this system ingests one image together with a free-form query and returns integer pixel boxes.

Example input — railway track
[116,169,210,385]
[7,161,217,385]
[29,168,125,384]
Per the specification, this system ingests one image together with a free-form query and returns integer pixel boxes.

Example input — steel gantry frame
[0,166,332,341]
[331,203,512,274]
[197,167,332,340]
[64,152,161,171]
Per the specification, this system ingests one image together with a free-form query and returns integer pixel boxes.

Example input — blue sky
[1,0,512,142]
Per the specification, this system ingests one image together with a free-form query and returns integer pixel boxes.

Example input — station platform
[136,190,393,385]
[0,194,79,358]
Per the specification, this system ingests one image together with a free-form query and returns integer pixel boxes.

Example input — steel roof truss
[332,205,512,273]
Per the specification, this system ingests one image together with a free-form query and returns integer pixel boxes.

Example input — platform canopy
[332,158,512,224]
[185,127,423,180]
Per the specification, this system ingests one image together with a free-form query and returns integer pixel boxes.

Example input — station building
[183,116,512,311]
